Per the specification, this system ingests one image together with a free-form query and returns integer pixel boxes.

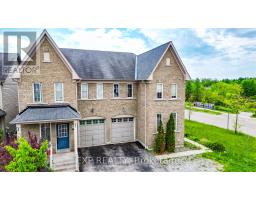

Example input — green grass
[184,141,201,150]
[185,120,256,172]
[186,106,222,115]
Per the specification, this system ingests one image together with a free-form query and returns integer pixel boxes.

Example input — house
[0,53,19,133]
[10,30,190,171]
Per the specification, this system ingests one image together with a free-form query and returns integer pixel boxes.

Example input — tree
[230,96,246,133]
[165,113,176,152]
[241,79,256,97]
[185,81,193,101]
[194,78,204,102]
[5,137,48,172]
[153,120,165,154]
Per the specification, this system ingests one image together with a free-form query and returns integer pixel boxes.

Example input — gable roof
[0,53,17,81]
[60,48,136,80]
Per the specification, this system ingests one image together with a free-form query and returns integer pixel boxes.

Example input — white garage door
[79,119,105,147]
[111,117,134,143]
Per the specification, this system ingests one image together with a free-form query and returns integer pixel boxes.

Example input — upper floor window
[96,83,104,99]
[171,112,178,131]
[171,83,177,99]
[127,83,133,98]
[166,58,171,66]
[33,82,42,103]
[156,113,162,132]
[54,82,64,102]
[43,52,51,62]
[156,83,163,99]
[81,83,88,99]
[113,83,119,98]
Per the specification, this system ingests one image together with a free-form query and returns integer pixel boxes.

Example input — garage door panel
[111,117,134,143]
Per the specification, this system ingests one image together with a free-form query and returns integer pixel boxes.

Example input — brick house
[10,30,190,171]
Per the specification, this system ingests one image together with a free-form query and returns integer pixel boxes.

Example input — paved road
[185,110,256,137]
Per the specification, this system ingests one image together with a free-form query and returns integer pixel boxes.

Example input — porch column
[16,124,22,138]
[74,120,79,171]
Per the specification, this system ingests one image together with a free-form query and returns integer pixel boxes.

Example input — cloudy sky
[1,28,256,79]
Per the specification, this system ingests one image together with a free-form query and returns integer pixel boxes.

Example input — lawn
[186,106,222,115]
[185,120,256,172]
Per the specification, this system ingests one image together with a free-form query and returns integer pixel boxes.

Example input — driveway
[185,110,256,137]
[78,142,166,172]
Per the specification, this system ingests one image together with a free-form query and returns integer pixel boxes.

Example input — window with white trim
[171,83,177,99]
[127,83,133,98]
[40,123,50,141]
[81,83,88,99]
[156,83,163,99]
[33,83,42,103]
[43,52,51,62]
[171,112,178,131]
[55,82,64,102]
[156,113,162,132]
[166,57,171,66]
[97,83,104,99]
[113,84,119,97]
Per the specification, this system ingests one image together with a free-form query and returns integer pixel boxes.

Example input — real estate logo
[2,31,40,76]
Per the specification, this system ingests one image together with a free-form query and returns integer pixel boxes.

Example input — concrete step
[54,165,76,172]
[52,152,77,172]
[53,160,76,168]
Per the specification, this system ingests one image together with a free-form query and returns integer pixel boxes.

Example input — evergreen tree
[153,120,165,153]
[165,113,175,152]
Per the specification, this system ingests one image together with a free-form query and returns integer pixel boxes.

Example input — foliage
[165,113,175,152]
[5,137,48,172]
[241,79,256,97]
[0,129,3,144]
[185,106,222,115]
[153,120,165,153]
[205,142,225,152]
[252,111,256,118]
[0,135,18,172]
[185,120,256,172]
[184,141,200,150]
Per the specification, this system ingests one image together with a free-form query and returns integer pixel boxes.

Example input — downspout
[144,82,147,148]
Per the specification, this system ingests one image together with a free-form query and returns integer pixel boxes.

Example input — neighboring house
[0,53,19,132]
[10,30,190,171]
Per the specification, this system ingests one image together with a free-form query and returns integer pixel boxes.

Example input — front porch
[10,104,80,171]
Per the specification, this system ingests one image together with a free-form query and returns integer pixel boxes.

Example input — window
[171,112,178,131]
[81,83,88,99]
[113,84,119,98]
[171,83,177,99]
[54,83,64,102]
[43,52,51,62]
[40,123,50,141]
[127,83,133,98]
[33,83,42,103]
[156,113,162,132]
[156,83,163,99]
[166,58,171,66]
[96,83,104,99]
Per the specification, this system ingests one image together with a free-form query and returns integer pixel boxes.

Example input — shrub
[190,135,199,142]
[252,111,256,118]
[205,142,225,152]
[184,133,190,137]
[153,120,165,153]
[5,137,48,172]
[165,113,175,152]
[0,129,3,144]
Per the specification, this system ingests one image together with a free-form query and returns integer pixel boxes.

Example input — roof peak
[138,41,171,56]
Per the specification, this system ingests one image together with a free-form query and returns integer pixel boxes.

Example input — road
[185,110,256,137]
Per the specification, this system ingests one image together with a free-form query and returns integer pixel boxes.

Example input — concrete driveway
[78,142,166,172]
[185,110,256,137]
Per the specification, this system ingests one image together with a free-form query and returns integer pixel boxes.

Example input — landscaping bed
[185,120,256,172]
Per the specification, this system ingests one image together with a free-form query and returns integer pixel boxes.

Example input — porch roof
[10,104,80,124]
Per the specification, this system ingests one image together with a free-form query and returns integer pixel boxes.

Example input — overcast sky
[1,28,256,79]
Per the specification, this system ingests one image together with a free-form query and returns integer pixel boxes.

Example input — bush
[153,121,165,153]
[165,113,175,152]
[189,135,199,142]
[205,142,225,152]
[215,105,236,113]
[252,111,256,118]
[0,129,3,144]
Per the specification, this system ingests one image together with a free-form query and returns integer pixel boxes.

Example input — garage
[111,117,135,143]
[79,119,105,147]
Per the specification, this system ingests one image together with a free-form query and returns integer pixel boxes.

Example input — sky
[0,28,256,79]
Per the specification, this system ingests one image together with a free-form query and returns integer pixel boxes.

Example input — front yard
[185,120,256,172]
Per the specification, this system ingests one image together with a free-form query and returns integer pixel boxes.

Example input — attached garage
[79,119,105,147]
[111,117,135,143]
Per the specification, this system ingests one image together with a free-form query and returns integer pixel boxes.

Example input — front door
[57,123,69,150]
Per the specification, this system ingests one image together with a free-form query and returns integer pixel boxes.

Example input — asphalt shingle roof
[10,104,80,124]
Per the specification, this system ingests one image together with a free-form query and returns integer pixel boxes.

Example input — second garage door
[111,117,134,143]
[79,119,105,147]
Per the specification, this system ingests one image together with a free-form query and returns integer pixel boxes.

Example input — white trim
[80,82,88,100]
[80,116,105,120]
[96,83,104,99]
[32,82,43,103]
[11,118,80,125]
[156,83,163,99]
[39,123,51,141]
[113,83,120,98]
[170,83,178,99]
[155,113,162,134]
[112,114,134,118]
[43,52,51,63]
[54,82,64,103]
[127,83,133,98]
[56,123,71,153]
[165,57,171,66]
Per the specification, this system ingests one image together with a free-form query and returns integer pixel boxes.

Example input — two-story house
[10,30,190,171]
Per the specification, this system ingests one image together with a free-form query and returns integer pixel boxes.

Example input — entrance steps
[52,152,77,172]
